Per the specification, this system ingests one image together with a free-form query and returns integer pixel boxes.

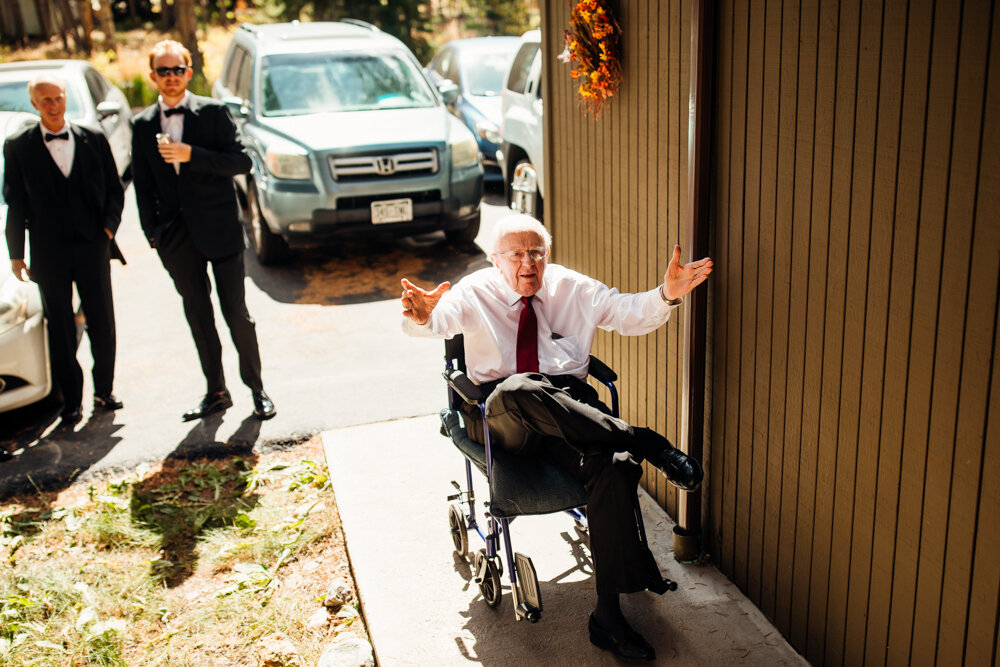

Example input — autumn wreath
[561,0,623,118]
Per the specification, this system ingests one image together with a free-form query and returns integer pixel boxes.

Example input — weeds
[0,440,355,665]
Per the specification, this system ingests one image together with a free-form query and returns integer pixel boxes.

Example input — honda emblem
[374,156,396,175]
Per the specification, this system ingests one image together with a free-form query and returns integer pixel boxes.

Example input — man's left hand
[158,141,192,163]
[662,244,713,300]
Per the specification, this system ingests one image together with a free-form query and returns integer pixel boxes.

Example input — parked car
[425,36,520,186]
[0,60,133,180]
[212,20,484,264]
[0,112,52,413]
[497,29,543,219]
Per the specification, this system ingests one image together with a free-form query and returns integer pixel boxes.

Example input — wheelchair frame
[440,335,668,623]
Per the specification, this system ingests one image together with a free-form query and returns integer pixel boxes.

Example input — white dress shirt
[41,122,74,178]
[403,264,680,383]
[158,92,189,173]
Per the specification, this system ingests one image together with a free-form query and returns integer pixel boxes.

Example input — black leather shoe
[252,390,275,420]
[588,613,655,662]
[94,394,123,411]
[58,408,83,429]
[652,445,704,491]
[182,391,233,422]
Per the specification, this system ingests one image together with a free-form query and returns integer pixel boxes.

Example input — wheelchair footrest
[514,552,542,613]
[515,602,541,623]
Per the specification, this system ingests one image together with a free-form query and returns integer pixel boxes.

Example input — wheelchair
[439,334,676,623]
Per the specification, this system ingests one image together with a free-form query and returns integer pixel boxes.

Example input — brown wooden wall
[708,0,1000,665]
[544,0,999,665]
[541,0,693,519]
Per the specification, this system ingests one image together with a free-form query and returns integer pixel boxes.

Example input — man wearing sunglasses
[400,213,713,662]
[131,40,275,423]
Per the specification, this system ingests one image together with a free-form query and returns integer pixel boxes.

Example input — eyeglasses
[154,66,189,77]
[496,247,548,263]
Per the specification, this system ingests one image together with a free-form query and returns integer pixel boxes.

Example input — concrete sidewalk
[322,415,807,666]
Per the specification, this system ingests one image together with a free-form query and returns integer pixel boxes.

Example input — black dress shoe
[252,390,275,420]
[182,391,233,422]
[652,445,704,491]
[588,613,655,662]
[58,408,83,429]
[94,394,123,411]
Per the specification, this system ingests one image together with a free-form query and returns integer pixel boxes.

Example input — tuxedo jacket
[131,95,252,260]
[3,121,124,265]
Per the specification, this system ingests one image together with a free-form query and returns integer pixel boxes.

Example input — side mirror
[222,96,250,119]
[96,100,122,119]
[437,80,459,106]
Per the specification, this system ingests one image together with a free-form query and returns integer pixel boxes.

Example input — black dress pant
[481,373,667,595]
[156,222,263,395]
[32,239,116,411]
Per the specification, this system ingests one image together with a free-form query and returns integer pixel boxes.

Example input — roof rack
[339,18,380,32]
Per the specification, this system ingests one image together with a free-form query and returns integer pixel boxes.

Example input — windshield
[463,51,517,96]
[0,80,86,121]
[261,52,437,116]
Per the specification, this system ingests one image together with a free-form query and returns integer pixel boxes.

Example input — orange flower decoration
[562,0,622,117]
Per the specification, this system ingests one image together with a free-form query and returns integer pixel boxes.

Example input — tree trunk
[161,0,174,31]
[6,0,28,48]
[51,0,77,51]
[33,0,52,36]
[126,0,137,20]
[76,0,93,53]
[217,0,228,25]
[96,0,115,53]
[174,0,204,78]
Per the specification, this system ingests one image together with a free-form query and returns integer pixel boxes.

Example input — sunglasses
[154,66,189,77]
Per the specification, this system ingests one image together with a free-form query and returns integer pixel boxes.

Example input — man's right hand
[11,260,30,282]
[401,278,450,325]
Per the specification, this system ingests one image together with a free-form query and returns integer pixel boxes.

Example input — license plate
[371,198,413,224]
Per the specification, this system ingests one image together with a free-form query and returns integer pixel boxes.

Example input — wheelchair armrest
[443,369,485,405]
[588,355,618,383]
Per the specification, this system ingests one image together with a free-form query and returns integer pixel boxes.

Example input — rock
[317,636,375,667]
[322,578,354,610]
[307,607,331,628]
[256,632,301,667]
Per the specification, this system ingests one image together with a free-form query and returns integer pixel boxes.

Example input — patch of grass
[0,437,361,666]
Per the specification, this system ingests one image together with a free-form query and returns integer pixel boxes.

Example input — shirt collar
[41,122,69,136]
[159,92,190,113]
[494,267,547,308]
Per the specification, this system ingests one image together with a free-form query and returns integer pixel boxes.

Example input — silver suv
[213,20,484,263]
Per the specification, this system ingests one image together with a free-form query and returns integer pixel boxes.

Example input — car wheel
[245,180,290,265]
[509,157,543,220]
[445,210,481,245]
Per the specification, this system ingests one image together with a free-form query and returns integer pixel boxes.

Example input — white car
[0,112,52,413]
[497,29,544,219]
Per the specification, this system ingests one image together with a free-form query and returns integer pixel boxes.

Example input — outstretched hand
[401,278,451,325]
[662,245,713,300]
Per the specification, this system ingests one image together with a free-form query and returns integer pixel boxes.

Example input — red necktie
[516,296,539,373]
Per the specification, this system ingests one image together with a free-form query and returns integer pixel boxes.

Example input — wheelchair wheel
[448,504,469,558]
[474,549,503,608]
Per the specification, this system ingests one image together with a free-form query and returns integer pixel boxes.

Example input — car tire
[509,157,543,221]
[245,180,290,265]
[445,210,481,245]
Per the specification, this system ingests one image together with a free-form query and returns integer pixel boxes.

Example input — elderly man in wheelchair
[400,214,712,662]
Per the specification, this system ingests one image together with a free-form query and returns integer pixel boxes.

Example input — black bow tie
[45,132,69,142]
[163,107,184,117]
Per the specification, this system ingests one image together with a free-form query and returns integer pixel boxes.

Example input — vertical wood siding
[707,0,1000,665]
[543,0,691,518]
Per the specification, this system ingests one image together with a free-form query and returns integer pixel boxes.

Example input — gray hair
[489,213,552,254]
[27,74,67,96]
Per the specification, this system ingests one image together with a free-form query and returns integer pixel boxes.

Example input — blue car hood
[258,107,453,151]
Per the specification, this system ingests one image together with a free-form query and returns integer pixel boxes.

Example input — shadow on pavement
[244,233,491,306]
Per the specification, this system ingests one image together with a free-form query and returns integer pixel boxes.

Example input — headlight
[450,131,479,169]
[474,118,500,144]
[0,277,30,335]
[265,148,311,180]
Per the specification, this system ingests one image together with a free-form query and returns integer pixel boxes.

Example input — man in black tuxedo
[4,75,125,428]
[131,40,275,422]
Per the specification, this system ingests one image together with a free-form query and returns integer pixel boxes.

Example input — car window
[463,50,517,97]
[223,46,245,92]
[84,69,108,105]
[506,43,539,94]
[0,79,86,120]
[445,55,462,91]
[260,51,437,116]
[431,49,451,80]
[234,48,254,101]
